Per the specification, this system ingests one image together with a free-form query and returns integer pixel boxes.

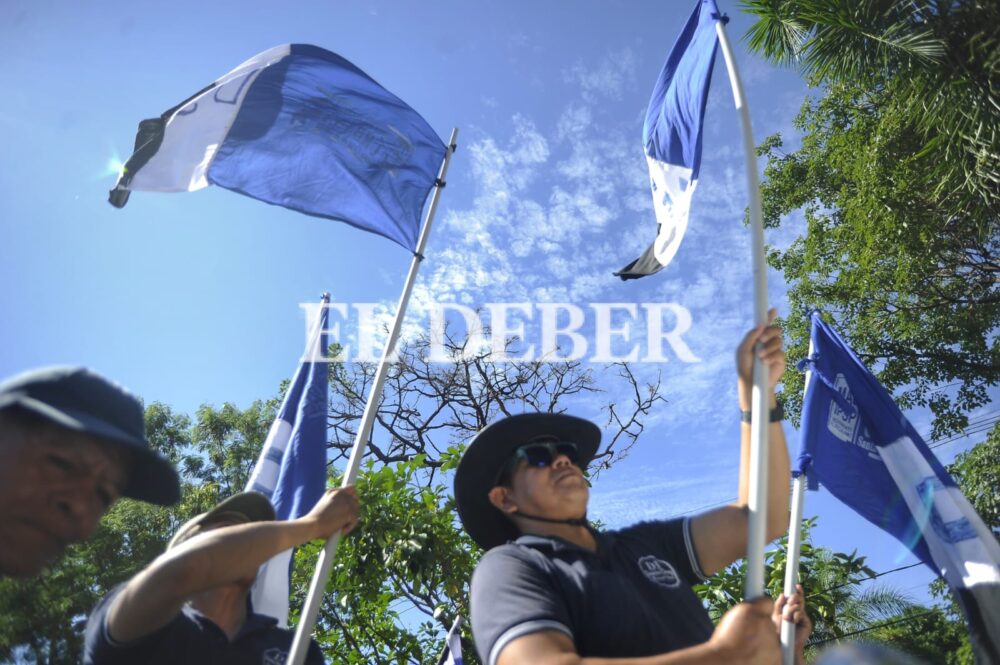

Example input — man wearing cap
[0,366,180,579]
[83,486,360,664]
[456,313,811,664]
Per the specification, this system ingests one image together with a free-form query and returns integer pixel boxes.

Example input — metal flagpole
[287,127,459,665]
[781,336,815,664]
[714,16,771,600]
[781,475,806,665]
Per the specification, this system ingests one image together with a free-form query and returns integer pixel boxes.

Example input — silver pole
[781,475,806,665]
[287,128,460,665]
[714,18,771,600]
[782,336,816,664]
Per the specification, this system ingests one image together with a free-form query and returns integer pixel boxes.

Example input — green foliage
[864,606,971,665]
[295,458,477,664]
[694,518,915,650]
[742,0,1000,438]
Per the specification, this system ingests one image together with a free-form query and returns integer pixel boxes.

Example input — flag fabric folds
[798,311,1000,662]
[437,616,464,665]
[616,0,721,279]
[245,296,330,626]
[109,44,445,251]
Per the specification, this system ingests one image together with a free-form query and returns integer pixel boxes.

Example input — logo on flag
[826,373,878,458]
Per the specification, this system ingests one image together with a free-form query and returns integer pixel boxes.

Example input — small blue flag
[617,0,722,279]
[246,295,330,626]
[110,44,445,251]
[799,311,1000,661]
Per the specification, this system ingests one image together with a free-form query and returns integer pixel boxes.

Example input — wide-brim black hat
[0,366,181,506]
[454,413,601,551]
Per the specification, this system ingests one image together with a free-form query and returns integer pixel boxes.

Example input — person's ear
[488,486,518,515]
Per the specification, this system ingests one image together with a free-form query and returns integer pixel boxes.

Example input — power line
[806,609,941,648]
[807,562,924,599]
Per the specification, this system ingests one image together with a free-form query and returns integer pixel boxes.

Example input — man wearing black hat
[83,487,360,664]
[456,314,810,664]
[0,366,181,578]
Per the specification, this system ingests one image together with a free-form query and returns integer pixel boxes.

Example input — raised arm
[690,310,791,577]
[106,486,359,643]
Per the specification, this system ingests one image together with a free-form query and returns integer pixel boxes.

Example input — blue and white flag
[437,616,464,665]
[616,0,722,279]
[798,311,1000,662]
[245,295,330,626]
[110,44,445,251]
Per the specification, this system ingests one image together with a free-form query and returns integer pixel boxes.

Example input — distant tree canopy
[743,0,1000,438]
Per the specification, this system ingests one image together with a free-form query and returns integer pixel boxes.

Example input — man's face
[0,419,128,577]
[493,446,590,521]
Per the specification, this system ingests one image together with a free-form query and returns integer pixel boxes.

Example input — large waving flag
[616,0,721,279]
[110,44,445,251]
[798,311,1000,662]
[245,296,330,626]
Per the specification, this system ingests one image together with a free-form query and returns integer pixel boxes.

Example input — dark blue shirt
[83,586,326,665]
[470,518,715,665]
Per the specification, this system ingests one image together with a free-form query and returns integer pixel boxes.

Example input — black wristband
[740,404,784,423]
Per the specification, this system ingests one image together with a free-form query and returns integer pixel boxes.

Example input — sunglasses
[496,439,580,485]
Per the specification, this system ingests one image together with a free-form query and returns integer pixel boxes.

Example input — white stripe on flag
[250,548,293,628]
[129,46,289,192]
[444,623,464,665]
[646,155,696,267]
[880,436,1000,590]
[246,419,293,496]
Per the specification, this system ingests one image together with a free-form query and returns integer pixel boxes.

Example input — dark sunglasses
[496,440,580,485]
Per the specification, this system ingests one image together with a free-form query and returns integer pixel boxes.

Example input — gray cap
[0,366,180,506]
[168,492,275,549]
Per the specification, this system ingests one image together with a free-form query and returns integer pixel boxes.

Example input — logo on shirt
[262,648,289,665]
[637,555,680,588]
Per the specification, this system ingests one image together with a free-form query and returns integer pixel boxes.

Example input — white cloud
[563,47,638,103]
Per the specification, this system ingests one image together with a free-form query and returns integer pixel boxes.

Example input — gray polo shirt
[470,517,715,665]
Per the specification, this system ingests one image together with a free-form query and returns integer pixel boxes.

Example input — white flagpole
[781,336,815,664]
[287,128,459,665]
[781,474,806,665]
[714,17,771,600]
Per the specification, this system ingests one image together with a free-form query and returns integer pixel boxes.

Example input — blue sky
[1,0,989,612]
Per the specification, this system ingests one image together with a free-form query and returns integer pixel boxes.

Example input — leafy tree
[742,0,1000,438]
[863,606,971,665]
[695,518,916,658]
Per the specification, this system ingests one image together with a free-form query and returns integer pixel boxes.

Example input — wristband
[740,403,784,423]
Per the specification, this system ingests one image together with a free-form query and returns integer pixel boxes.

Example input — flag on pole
[436,616,464,665]
[110,44,446,251]
[798,311,1000,662]
[616,0,722,279]
[245,295,330,626]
